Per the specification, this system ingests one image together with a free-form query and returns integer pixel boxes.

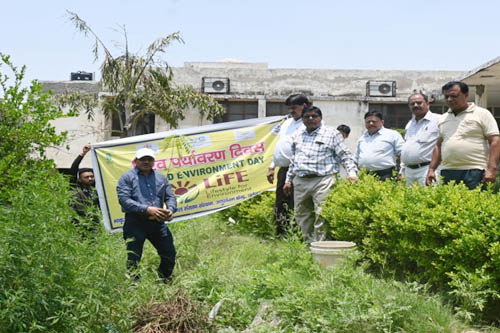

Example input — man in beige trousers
[283,106,358,244]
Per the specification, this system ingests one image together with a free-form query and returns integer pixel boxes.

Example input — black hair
[285,94,311,106]
[302,106,322,118]
[408,91,429,103]
[364,110,383,120]
[78,168,94,178]
[442,81,469,94]
[337,124,351,135]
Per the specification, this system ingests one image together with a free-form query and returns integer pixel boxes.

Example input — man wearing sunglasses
[399,92,441,185]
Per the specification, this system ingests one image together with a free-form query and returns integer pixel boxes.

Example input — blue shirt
[286,125,358,183]
[117,168,177,216]
[356,127,404,171]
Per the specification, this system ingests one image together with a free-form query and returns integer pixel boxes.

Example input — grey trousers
[292,175,336,244]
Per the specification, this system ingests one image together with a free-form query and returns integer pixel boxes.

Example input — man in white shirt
[355,110,404,181]
[267,94,310,235]
[399,92,441,185]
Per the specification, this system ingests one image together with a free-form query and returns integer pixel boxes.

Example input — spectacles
[408,101,424,106]
[303,114,320,119]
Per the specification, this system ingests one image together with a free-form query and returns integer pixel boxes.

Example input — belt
[406,161,430,169]
[299,174,320,178]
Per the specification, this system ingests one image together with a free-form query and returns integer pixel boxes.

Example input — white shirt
[270,117,304,168]
[356,127,404,171]
[400,111,440,170]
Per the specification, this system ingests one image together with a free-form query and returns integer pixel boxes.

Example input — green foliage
[217,191,278,239]
[172,218,467,332]
[65,11,225,136]
[322,175,500,323]
[0,53,68,203]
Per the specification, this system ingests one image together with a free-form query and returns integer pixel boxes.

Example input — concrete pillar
[475,85,488,109]
[258,98,266,118]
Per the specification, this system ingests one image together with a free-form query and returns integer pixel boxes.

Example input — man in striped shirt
[284,106,358,243]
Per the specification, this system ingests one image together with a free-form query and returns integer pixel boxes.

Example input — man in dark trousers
[117,147,177,282]
[267,94,310,236]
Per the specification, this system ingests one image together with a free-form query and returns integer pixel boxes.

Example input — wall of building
[41,62,465,167]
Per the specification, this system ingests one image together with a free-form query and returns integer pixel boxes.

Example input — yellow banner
[92,117,285,233]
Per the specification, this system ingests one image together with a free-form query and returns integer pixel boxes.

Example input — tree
[0,53,69,202]
[66,10,225,137]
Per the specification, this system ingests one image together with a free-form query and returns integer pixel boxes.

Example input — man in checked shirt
[283,106,358,243]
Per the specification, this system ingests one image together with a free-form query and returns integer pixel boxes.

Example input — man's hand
[81,144,91,156]
[164,209,174,221]
[425,169,437,186]
[482,167,497,184]
[266,168,275,184]
[347,175,359,182]
[397,173,404,181]
[283,183,293,196]
[146,206,169,221]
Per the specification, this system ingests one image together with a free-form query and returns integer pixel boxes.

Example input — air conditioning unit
[202,77,230,94]
[367,80,396,97]
[70,71,94,81]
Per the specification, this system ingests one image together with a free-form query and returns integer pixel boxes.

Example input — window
[111,112,155,136]
[368,103,410,129]
[215,101,258,123]
[487,106,500,129]
[266,102,288,117]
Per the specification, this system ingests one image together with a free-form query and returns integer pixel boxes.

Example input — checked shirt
[285,125,358,183]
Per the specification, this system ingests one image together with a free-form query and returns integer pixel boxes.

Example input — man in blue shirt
[356,110,404,181]
[117,147,177,282]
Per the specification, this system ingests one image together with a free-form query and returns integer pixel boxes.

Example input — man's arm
[425,137,442,186]
[483,135,500,184]
[333,132,359,181]
[117,174,148,214]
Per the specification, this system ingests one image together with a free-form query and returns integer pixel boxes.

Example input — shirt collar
[446,102,475,114]
[364,126,384,137]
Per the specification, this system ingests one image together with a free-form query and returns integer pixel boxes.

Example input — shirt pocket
[417,127,439,143]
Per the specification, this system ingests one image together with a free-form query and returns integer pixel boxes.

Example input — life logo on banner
[91,117,286,233]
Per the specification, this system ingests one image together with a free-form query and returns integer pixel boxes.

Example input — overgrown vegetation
[0,55,489,331]
[224,175,500,325]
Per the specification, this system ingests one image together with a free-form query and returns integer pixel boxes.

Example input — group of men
[70,80,499,282]
[269,81,500,243]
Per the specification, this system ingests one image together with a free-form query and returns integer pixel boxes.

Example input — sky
[2,0,500,83]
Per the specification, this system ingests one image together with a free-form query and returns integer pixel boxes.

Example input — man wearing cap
[117,147,177,282]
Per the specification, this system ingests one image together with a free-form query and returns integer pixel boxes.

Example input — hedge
[222,176,500,323]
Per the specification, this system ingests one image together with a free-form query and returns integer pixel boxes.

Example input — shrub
[322,175,500,323]
[217,191,277,238]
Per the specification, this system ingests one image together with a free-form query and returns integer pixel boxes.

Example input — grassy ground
[122,216,496,332]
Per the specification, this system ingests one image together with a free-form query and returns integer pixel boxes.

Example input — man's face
[135,156,155,174]
[288,104,306,121]
[444,85,469,112]
[408,94,429,120]
[78,171,95,187]
[302,111,322,131]
[365,115,384,135]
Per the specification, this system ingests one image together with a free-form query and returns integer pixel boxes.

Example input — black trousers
[275,167,294,235]
[123,216,176,280]
[369,167,395,181]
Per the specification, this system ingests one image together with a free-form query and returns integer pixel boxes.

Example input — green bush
[217,191,277,238]
[322,175,500,323]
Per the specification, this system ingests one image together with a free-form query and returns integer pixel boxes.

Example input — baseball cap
[135,148,156,159]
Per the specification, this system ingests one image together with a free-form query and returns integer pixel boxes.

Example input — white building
[43,60,480,168]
